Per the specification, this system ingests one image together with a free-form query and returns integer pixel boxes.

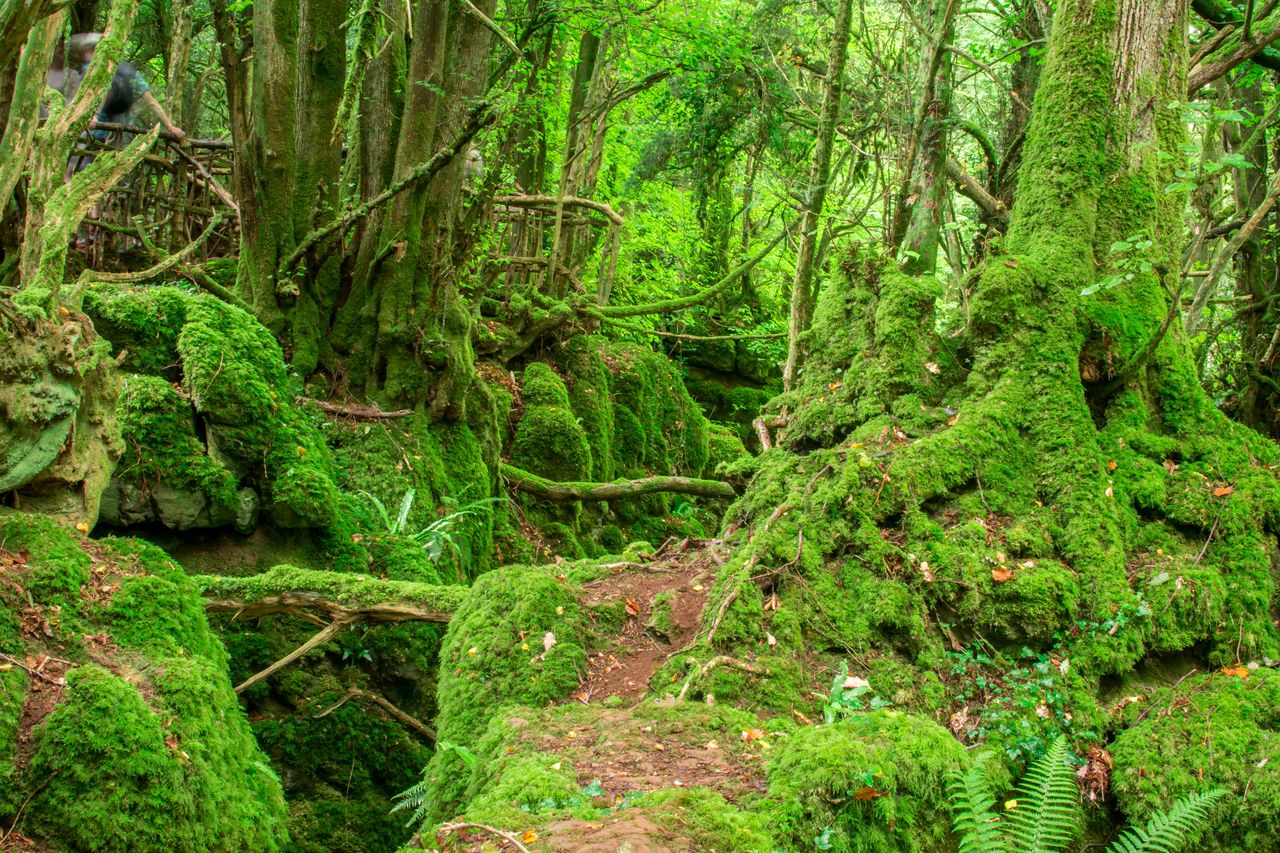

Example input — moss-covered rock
[424,565,588,820]
[0,316,121,528]
[0,510,288,851]
[764,711,966,852]
[512,364,593,483]
[1111,669,1280,851]
[86,286,342,533]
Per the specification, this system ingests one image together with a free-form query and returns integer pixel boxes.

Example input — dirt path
[572,537,725,705]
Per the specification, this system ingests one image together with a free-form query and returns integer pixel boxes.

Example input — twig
[0,653,66,687]
[297,397,414,420]
[315,686,437,742]
[235,619,350,693]
[435,822,533,853]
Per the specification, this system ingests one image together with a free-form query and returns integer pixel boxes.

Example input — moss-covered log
[501,462,736,502]
[197,565,464,623]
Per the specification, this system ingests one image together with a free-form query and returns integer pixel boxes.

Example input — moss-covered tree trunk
[328,0,495,415]
[235,0,344,373]
[753,0,1280,703]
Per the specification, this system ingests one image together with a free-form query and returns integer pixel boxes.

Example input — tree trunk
[781,0,855,391]
[753,0,1280,682]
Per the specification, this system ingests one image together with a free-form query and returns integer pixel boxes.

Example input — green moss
[706,423,750,478]
[521,362,572,409]
[558,337,615,482]
[638,787,774,851]
[106,375,242,528]
[0,668,27,814]
[425,566,588,819]
[1111,669,1280,851]
[83,284,191,377]
[764,711,966,852]
[512,406,593,484]
[0,510,89,604]
[0,519,290,850]
[607,344,710,478]
[253,689,430,853]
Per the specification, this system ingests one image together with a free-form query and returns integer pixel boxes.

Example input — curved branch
[585,221,794,319]
[277,101,496,283]
[492,194,624,226]
[502,463,736,502]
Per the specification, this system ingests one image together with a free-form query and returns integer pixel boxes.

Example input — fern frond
[1106,788,1227,853]
[1002,735,1081,853]
[393,488,416,535]
[948,760,1007,853]
[391,773,432,829]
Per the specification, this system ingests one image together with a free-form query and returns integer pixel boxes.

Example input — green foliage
[948,735,1222,853]
[1111,669,1280,850]
[1107,789,1228,853]
[1002,735,1081,852]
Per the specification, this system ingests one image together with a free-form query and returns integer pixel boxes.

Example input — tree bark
[781,0,855,391]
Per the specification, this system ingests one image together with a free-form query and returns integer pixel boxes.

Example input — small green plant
[822,662,889,723]
[392,741,478,828]
[357,489,504,569]
[947,735,1224,853]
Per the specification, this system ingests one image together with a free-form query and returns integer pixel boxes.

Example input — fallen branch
[501,463,736,502]
[297,397,414,420]
[315,686,437,742]
[198,566,464,624]
[434,823,532,853]
[235,618,348,693]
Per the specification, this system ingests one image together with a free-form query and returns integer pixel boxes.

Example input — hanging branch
[1188,22,1280,92]
[460,0,523,58]
[277,100,496,283]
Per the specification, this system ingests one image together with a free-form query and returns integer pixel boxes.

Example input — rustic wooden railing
[66,122,239,268]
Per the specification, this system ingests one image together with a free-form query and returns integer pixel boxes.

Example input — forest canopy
[4,0,1280,851]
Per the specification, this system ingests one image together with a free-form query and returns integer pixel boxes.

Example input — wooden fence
[68,122,238,268]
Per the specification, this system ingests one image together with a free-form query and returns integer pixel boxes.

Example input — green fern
[948,758,1007,853]
[944,735,1223,853]
[1003,735,1081,852]
[1105,789,1227,853]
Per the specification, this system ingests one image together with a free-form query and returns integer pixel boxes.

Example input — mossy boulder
[512,364,593,483]
[86,286,342,532]
[1112,669,1280,850]
[0,317,121,528]
[424,565,588,820]
[764,711,966,852]
[0,511,288,851]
